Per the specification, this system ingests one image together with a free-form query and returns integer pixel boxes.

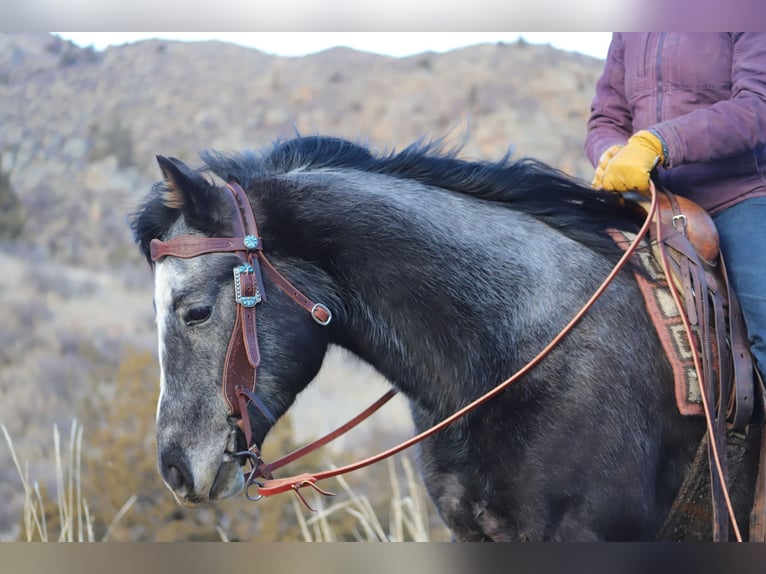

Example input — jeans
[713,196,766,381]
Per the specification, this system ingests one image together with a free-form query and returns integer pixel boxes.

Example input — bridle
[146,179,744,540]
[149,181,332,480]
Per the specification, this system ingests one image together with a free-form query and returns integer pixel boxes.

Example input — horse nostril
[165,465,185,490]
[159,451,193,494]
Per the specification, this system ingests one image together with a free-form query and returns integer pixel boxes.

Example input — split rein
[151,180,684,516]
[242,184,662,509]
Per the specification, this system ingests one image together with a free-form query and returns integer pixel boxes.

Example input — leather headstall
[148,182,332,456]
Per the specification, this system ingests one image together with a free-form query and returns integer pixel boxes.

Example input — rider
[585,33,766,386]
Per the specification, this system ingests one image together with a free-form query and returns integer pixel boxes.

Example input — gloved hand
[591,144,623,188]
[598,130,665,195]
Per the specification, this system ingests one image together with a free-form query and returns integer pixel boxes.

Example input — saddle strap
[653,197,755,432]
[651,186,766,541]
[652,192,731,541]
[751,422,766,541]
[721,256,756,431]
[750,369,766,540]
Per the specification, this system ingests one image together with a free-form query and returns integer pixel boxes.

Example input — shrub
[0,168,24,238]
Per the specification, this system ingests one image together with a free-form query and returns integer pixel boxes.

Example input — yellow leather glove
[591,144,623,188]
[599,130,665,195]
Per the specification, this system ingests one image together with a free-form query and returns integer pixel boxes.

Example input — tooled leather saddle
[634,187,766,541]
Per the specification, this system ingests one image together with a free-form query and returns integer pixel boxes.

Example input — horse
[129,135,761,541]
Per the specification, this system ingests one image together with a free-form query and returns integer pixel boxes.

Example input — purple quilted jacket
[585,32,766,214]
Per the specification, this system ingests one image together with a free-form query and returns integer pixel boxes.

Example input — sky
[53,32,613,60]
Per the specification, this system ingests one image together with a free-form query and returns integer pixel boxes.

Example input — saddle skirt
[610,190,757,431]
[613,188,766,542]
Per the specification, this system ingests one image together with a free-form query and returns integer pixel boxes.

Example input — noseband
[149,182,332,461]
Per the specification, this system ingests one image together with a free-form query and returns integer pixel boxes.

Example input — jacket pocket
[664,34,733,90]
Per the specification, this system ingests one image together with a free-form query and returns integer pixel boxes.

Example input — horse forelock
[130,178,237,266]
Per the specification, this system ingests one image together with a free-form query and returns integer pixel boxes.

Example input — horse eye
[183,306,212,326]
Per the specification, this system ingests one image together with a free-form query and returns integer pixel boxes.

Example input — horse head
[131,155,331,507]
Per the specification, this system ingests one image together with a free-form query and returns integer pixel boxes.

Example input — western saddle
[635,187,766,541]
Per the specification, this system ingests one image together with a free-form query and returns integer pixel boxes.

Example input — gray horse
[130,136,759,541]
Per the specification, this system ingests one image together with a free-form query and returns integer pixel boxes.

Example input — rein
[151,179,657,499]
[244,183,661,503]
[148,179,743,540]
[649,189,744,541]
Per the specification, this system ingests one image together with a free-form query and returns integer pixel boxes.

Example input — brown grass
[3,419,448,542]
[2,420,136,542]
[289,457,437,542]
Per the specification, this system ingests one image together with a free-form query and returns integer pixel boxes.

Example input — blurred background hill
[0,32,604,540]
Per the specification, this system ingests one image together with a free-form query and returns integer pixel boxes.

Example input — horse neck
[266,172,536,415]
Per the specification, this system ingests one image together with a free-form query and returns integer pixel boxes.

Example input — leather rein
[149,179,739,536]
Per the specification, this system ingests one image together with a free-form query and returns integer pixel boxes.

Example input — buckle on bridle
[233,263,262,307]
[311,303,332,326]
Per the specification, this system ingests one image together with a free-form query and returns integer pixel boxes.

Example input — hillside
[0,32,605,540]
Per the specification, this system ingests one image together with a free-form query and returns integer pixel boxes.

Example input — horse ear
[156,155,199,210]
[156,155,229,233]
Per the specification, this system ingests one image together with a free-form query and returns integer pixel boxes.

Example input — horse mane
[200,135,646,262]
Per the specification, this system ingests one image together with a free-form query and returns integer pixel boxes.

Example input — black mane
[199,135,645,260]
[131,136,646,265]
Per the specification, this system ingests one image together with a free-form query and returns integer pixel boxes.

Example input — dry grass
[290,456,435,542]
[4,419,445,542]
[1,419,136,542]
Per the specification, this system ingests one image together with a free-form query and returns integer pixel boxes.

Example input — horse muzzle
[157,430,246,506]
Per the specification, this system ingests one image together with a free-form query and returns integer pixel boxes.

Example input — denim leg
[713,197,766,380]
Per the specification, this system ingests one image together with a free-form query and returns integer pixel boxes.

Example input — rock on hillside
[0,33,100,84]
[0,32,604,267]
